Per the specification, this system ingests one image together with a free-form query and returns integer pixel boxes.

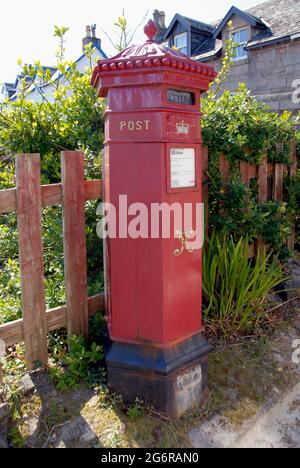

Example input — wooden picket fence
[201,141,298,255]
[0,152,105,371]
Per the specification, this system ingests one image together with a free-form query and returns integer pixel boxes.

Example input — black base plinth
[105,333,212,420]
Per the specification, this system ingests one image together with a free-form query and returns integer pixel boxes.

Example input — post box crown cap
[91,19,217,87]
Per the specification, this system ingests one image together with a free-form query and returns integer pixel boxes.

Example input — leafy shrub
[89,312,107,345]
[0,27,104,327]
[202,83,296,256]
[0,259,21,323]
[285,171,300,214]
[0,161,15,189]
[50,335,103,390]
[241,200,290,260]
[284,170,300,247]
[0,28,104,184]
[203,232,286,337]
[296,130,300,160]
[127,399,144,420]
[202,84,295,166]
[207,159,292,258]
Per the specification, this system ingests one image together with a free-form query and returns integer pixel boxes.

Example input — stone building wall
[206,38,300,113]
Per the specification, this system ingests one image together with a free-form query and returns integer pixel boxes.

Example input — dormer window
[174,32,188,55]
[232,28,248,61]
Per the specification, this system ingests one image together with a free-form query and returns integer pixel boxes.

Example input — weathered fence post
[219,153,230,182]
[258,157,268,203]
[61,151,89,338]
[287,141,298,250]
[16,154,48,369]
[240,161,251,185]
[290,140,297,177]
[257,157,268,253]
[273,163,284,201]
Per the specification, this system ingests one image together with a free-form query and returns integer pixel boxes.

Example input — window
[232,28,248,61]
[174,33,188,55]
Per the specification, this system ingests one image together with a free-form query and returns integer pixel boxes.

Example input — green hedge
[202,84,299,258]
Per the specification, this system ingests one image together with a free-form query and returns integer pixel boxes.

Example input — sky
[0,0,263,84]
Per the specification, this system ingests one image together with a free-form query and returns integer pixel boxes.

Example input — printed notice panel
[170,148,196,189]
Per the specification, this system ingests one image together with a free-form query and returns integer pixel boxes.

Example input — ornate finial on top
[144,20,158,42]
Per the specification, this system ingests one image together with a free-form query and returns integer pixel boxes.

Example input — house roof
[6,45,107,101]
[75,43,107,65]
[193,0,300,60]
[1,83,16,99]
[3,83,15,91]
[12,66,58,90]
[44,44,106,88]
[246,0,300,49]
[214,5,266,39]
[193,38,223,61]
[181,15,215,33]
[164,13,214,39]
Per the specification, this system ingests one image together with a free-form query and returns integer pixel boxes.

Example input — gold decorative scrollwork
[174,230,195,257]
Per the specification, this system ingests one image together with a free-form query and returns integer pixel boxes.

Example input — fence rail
[0,151,104,371]
[0,294,104,348]
[0,179,102,213]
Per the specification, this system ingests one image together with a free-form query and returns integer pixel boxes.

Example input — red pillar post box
[92,20,217,419]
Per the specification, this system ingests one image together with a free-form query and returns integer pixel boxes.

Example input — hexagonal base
[105,333,211,420]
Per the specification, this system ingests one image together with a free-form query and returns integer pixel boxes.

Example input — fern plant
[203,232,286,337]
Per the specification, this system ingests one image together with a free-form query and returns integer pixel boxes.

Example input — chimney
[159,11,166,29]
[153,10,160,26]
[153,10,167,42]
[82,25,101,52]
